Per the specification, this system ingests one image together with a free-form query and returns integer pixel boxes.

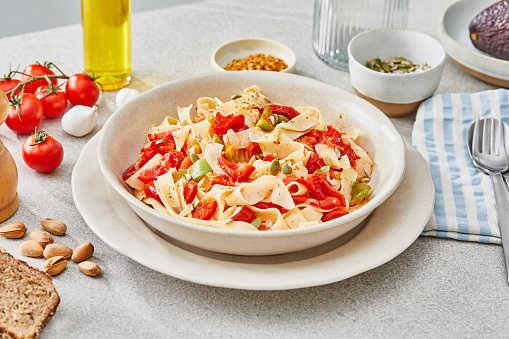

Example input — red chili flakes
[224,53,288,72]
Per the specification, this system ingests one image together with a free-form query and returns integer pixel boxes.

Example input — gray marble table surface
[0,0,506,338]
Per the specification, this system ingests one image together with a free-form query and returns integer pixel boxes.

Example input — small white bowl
[348,28,446,117]
[97,71,405,256]
[211,38,296,73]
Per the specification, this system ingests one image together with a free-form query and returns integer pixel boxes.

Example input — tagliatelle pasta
[122,86,373,231]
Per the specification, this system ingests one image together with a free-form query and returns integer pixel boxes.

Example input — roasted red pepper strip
[253,202,288,214]
[305,152,325,174]
[303,174,347,205]
[295,129,323,148]
[122,150,158,181]
[144,182,163,205]
[138,151,184,183]
[263,154,275,162]
[292,194,308,205]
[217,156,255,182]
[141,140,175,155]
[247,142,262,159]
[232,206,256,223]
[213,113,245,136]
[322,209,349,222]
[318,125,360,167]
[206,172,235,187]
[183,180,198,204]
[192,200,217,220]
[269,104,300,120]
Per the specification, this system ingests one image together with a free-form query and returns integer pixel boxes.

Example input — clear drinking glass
[312,0,409,71]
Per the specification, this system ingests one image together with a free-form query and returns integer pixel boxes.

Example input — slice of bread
[0,252,59,339]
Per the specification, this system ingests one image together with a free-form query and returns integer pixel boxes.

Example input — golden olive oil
[81,0,131,91]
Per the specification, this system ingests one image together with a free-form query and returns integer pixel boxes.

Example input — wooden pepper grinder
[0,90,18,222]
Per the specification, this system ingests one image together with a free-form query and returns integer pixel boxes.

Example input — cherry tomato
[322,209,349,222]
[217,156,255,182]
[5,93,44,134]
[192,200,217,220]
[144,182,162,204]
[21,130,64,173]
[0,78,21,99]
[232,206,256,223]
[35,85,68,118]
[65,73,99,107]
[183,181,198,204]
[20,64,57,94]
[205,172,235,187]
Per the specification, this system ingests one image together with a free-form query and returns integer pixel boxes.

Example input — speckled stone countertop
[0,0,507,338]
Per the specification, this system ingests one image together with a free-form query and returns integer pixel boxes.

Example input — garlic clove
[116,88,140,108]
[61,105,98,137]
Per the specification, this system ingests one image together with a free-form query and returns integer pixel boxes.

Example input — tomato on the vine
[65,73,99,107]
[22,130,64,173]
[20,63,57,94]
[5,93,44,134]
[0,78,21,99]
[35,84,68,118]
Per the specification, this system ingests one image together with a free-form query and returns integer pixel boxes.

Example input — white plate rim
[71,133,434,290]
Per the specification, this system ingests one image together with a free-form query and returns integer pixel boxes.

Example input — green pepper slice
[256,118,275,131]
[188,158,213,182]
[350,183,371,205]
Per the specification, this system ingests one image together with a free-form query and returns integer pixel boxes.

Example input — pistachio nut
[0,222,27,239]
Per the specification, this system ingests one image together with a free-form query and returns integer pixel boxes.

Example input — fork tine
[472,118,482,155]
[497,118,505,156]
[483,118,491,154]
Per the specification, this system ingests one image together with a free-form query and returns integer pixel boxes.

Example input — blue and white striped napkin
[412,89,509,244]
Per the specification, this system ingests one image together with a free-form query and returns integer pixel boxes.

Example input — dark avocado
[469,0,509,61]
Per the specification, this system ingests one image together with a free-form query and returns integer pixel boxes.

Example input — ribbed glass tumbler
[312,0,409,71]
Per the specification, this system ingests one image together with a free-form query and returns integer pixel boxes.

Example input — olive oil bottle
[81,0,131,91]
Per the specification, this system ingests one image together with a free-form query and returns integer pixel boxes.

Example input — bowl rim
[210,37,297,73]
[348,27,447,78]
[97,71,406,239]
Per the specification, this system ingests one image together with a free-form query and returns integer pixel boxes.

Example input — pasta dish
[122,86,373,231]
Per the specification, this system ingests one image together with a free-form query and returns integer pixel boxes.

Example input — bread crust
[0,252,60,339]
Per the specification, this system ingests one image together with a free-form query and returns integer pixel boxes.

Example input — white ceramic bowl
[211,38,296,73]
[97,71,405,256]
[348,28,446,117]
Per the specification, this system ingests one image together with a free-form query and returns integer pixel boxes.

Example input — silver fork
[471,118,509,283]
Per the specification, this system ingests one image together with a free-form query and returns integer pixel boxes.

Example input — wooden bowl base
[0,193,18,223]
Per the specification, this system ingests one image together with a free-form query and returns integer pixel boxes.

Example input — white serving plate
[72,134,434,290]
[439,0,509,87]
